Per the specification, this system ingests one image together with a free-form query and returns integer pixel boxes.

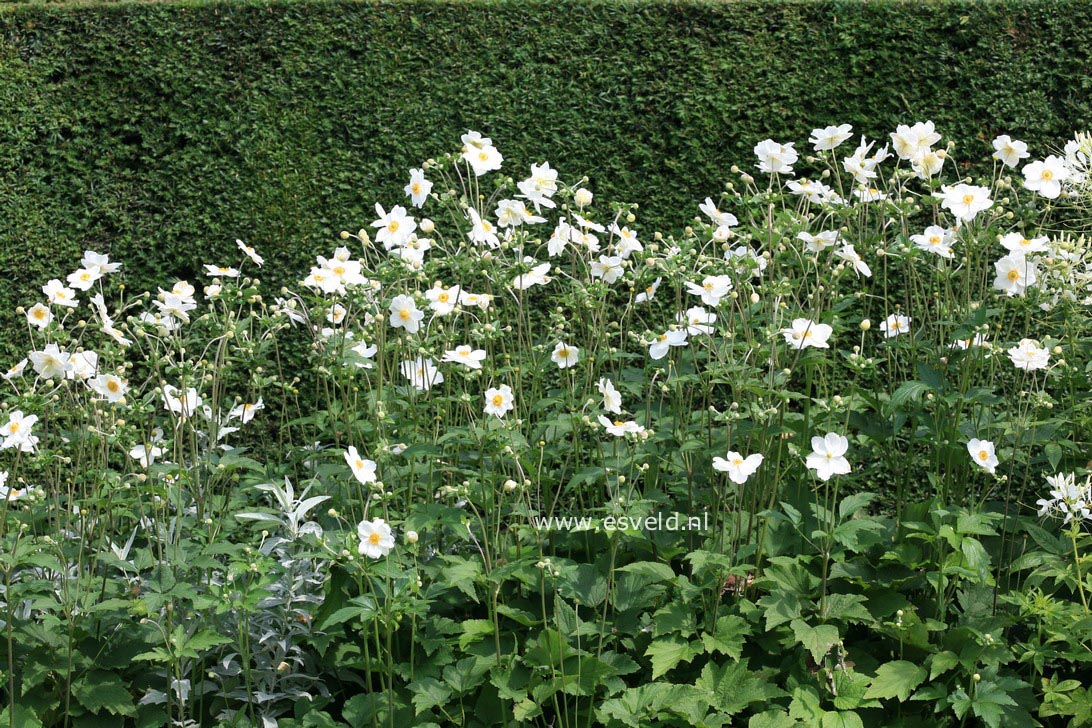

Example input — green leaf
[645,636,700,679]
[441,556,482,603]
[695,660,783,716]
[759,591,802,631]
[838,492,877,519]
[790,619,840,663]
[949,682,1016,728]
[864,660,927,702]
[701,615,750,660]
[748,710,796,728]
[408,677,452,716]
[71,671,136,717]
[616,561,675,582]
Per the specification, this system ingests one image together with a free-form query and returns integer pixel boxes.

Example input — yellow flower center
[929,236,941,244]
[1008,269,1021,282]
[1042,170,1053,181]
[107,380,120,393]
[492,394,505,407]
[732,458,743,466]
[411,183,421,194]
[438,293,449,303]
[33,309,46,319]
[8,423,18,434]
[389,221,400,233]
[355,460,365,470]
[368,533,381,545]
[332,266,346,276]
[478,152,489,162]
[558,349,570,358]
[962,194,975,205]
[399,309,411,321]
[978,450,989,461]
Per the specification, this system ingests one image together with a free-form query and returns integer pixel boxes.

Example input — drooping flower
[699,197,739,228]
[649,329,688,359]
[517,162,559,211]
[780,318,832,349]
[43,279,78,308]
[81,251,121,275]
[597,415,647,437]
[967,439,998,474]
[401,357,444,391]
[635,277,661,304]
[590,256,625,284]
[835,244,872,277]
[806,433,851,481]
[992,135,1030,168]
[484,385,515,418]
[29,343,72,379]
[237,239,264,266]
[129,443,163,469]
[467,207,501,248]
[204,264,240,278]
[754,139,798,175]
[228,398,265,424]
[597,378,623,414]
[89,373,129,403]
[678,306,716,336]
[357,518,395,558]
[162,385,203,418]
[345,446,378,485]
[713,452,764,484]
[999,233,1049,255]
[890,121,941,162]
[67,268,102,291]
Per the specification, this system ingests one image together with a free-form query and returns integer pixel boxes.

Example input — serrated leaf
[790,619,839,663]
[72,671,136,717]
[701,615,750,660]
[864,660,927,702]
[408,677,452,716]
[759,591,802,631]
[645,636,700,680]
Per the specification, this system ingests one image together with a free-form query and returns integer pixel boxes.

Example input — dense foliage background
[2,0,1092,361]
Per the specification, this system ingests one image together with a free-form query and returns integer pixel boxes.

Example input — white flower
[1022,156,1070,199]
[912,150,945,179]
[81,251,121,275]
[992,135,1030,168]
[495,199,545,227]
[780,318,832,349]
[401,357,443,391]
[512,262,552,291]
[67,268,101,291]
[911,226,956,259]
[29,343,71,379]
[442,345,487,370]
[204,264,240,278]
[236,239,264,266]
[345,446,378,485]
[574,188,594,208]
[357,518,395,558]
[43,279,78,308]
[326,304,348,325]
[835,244,872,277]
[26,303,53,329]
[350,340,378,368]
[517,162,559,211]
[679,306,716,336]
[66,350,98,381]
[699,197,738,227]
[89,374,129,403]
[2,359,27,381]
[229,398,265,424]
[1007,339,1050,371]
[649,329,688,360]
[686,275,733,306]
[484,385,515,418]
[611,224,643,258]
[591,256,625,284]
[713,452,764,484]
[597,378,623,414]
[967,439,998,474]
[842,136,889,184]
[1036,473,1091,523]
[636,277,661,304]
[404,168,433,208]
[935,184,993,223]
[806,433,851,481]
[462,132,503,176]
[797,230,840,253]
[890,121,941,162]
[597,415,646,437]
[163,385,202,418]
[852,186,888,203]
[426,283,462,314]
[1,411,39,453]
[467,207,501,248]
[458,291,493,310]
[952,333,987,351]
[389,295,425,334]
[880,314,911,338]
[994,255,1037,296]
[128,443,163,469]
[810,124,853,152]
[754,139,798,175]
[999,233,1049,254]
[551,342,580,369]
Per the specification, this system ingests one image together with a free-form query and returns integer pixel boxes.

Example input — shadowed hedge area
[1,0,1091,359]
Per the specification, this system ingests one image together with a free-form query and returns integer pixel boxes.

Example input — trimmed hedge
[1,0,1091,360]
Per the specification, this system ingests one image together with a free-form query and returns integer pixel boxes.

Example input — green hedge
[1,0,1091,360]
